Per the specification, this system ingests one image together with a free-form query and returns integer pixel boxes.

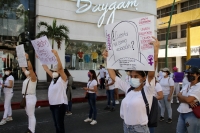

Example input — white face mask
[25,70,30,76]
[5,71,10,75]
[129,78,141,88]
[52,72,59,79]
[162,72,166,76]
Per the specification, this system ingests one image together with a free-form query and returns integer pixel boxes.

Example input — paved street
[0,99,180,133]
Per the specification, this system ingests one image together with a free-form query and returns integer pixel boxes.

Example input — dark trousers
[50,104,66,133]
[100,78,105,89]
[88,93,97,120]
[65,101,72,112]
[106,90,115,107]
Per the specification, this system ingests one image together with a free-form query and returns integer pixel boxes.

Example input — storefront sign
[76,0,139,27]
[16,44,27,67]
[105,16,155,71]
[31,36,58,65]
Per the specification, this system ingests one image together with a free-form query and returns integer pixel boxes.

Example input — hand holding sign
[104,16,155,71]
[16,44,27,67]
[31,36,58,65]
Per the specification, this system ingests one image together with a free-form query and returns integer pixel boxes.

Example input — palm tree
[36,19,69,49]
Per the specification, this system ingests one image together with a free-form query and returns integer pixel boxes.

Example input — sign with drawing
[31,36,58,65]
[16,44,27,67]
[104,16,155,71]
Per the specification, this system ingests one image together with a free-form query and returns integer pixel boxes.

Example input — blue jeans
[66,101,72,112]
[149,127,154,133]
[106,90,115,107]
[88,93,97,120]
[160,95,172,119]
[50,104,66,133]
[123,122,150,133]
[176,112,200,133]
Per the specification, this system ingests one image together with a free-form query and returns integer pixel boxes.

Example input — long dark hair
[89,70,97,82]
[64,69,71,77]
[3,71,13,82]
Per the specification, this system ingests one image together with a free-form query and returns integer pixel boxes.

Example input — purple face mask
[88,74,91,78]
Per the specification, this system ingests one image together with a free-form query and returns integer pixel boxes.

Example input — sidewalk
[0,87,125,111]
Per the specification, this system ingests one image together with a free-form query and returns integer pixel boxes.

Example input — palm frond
[36,31,49,38]
[37,21,50,29]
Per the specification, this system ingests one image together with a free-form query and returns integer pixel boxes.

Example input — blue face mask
[88,74,91,78]
[129,78,141,88]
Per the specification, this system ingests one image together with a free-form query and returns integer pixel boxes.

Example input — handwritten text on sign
[31,36,57,65]
[104,16,155,71]
[16,44,27,67]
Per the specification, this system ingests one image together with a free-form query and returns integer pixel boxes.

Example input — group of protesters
[0,36,200,133]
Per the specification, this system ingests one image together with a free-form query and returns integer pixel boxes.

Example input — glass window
[157,5,177,19]
[157,26,177,41]
[158,57,176,72]
[181,0,200,12]
[65,41,106,70]
[0,0,36,80]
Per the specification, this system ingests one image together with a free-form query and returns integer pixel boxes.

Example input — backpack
[127,87,158,127]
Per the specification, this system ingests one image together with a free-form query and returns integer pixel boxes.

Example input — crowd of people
[0,37,200,133]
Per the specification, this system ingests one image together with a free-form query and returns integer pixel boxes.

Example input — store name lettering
[76,0,139,28]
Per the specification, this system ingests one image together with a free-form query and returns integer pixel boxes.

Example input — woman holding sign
[40,50,68,133]
[0,67,14,126]
[21,53,37,133]
[102,37,160,133]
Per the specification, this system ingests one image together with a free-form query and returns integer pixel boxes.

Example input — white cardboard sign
[16,44,27,67]
[31,36,58,65]
[104,16,155,71]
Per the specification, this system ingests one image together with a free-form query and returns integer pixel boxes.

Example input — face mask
[162,72,166,76]
[52,72,59,79]
[187,75,195,82]
[129,78,141,88]
[25,70,30,76]
[88,74,91,78]
[5,71,9,75]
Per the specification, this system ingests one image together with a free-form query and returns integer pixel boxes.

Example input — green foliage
[36,19,70,49]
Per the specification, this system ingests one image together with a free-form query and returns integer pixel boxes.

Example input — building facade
[35,0,157,82]
[157,0,200,72]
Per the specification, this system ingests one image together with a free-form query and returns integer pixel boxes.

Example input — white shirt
[48,77,68,105]
[177,83,200,113]
[22,78,37,95]
[99,68,106,78]
[3,75,14,93]
[115,76,155,125]
[125,75,131,84]
[157,71,163,81]
[153,82,163,97]
[182,77,189,88]
[87,80,97,93]
[106,75,115,90]
[159,77,174,95]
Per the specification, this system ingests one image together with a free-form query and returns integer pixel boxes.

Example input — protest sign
[16,44,27,67]
[31,36,58,65]
[104,16,155,71]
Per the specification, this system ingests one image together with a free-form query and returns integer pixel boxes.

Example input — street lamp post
[165,0,176,67]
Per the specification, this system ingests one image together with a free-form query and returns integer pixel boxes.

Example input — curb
[0,94,125,111]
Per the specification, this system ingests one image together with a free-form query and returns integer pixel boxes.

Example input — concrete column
[177,25,181,39]
[176,56,182,72]
[177,3,181,13]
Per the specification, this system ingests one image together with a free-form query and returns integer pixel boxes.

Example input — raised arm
[147,37,160,83]
[52,50,67,82]
[24,53,37,82]
[42,65,53,78]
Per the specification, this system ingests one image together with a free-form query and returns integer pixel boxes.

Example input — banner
[16,44,27,67]
[104,16,155,71]
[31,36,58,65]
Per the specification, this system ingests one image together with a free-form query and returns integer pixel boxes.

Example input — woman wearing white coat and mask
[21,53,37,133]
[40,50,68,133]
[102,37,159,133]
[0,67,14,125]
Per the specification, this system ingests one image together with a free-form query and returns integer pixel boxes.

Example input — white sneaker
[6,117,13,121]
[177,100,179,103]
[84,118,92,122]
[115,100,120,104]
[90,120,97,125]
[171,100,173,103]
[0,119,6,125]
